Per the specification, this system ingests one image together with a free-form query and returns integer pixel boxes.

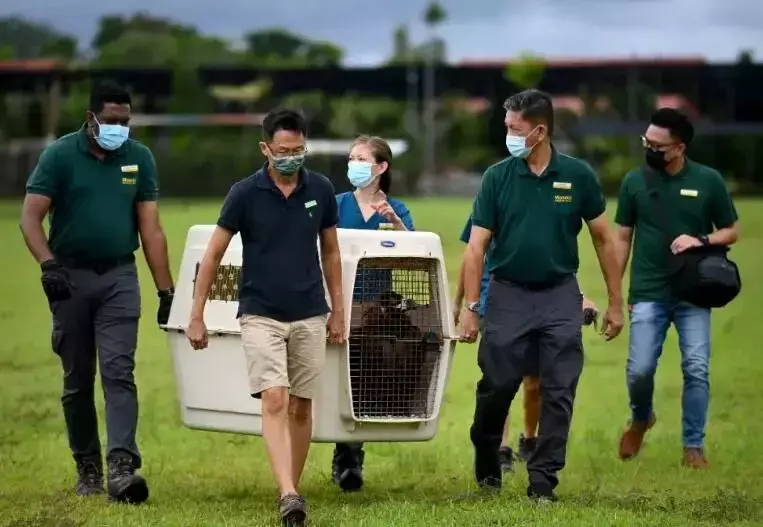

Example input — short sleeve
[707,171,738,229]
[472,168,498,231]
[136,147,159,202]
[460,216,473,244]
[579,165,606,221]
[321,180,339,230]
[217,183,246,234]
[614,173,637,227]
[391,200,415,231]
[25,146,60,198]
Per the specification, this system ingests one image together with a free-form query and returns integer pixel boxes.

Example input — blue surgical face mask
[93,116,129,151]
[347,161,375,188]
[505,126,540,159]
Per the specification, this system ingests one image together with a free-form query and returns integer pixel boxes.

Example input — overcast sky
[7,0,763,65]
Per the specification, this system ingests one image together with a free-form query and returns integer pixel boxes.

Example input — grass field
[1,198,762,527]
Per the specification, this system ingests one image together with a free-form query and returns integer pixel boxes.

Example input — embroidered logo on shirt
[553,181,572,190]
[122,177,137,185]
[120,165,139,173]
[304,200,317,218]
[554,195,573,203]
[680,188,699,198]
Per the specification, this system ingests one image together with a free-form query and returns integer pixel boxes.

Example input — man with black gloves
[20,80,174,504]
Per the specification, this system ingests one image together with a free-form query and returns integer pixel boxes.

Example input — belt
[494,273,573,291]
[58,253,135,274]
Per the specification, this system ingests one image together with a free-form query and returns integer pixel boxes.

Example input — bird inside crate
[348,259,444,421]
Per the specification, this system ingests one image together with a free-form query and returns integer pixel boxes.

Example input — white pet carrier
[163,226,457,442]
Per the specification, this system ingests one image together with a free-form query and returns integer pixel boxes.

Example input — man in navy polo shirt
[187,108,345,527]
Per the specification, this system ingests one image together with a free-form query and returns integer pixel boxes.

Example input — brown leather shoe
[618,413,657,460]
[683,447,709,469]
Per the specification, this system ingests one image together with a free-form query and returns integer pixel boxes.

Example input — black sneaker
[518,434,537,462]
[332,443,364,492]
[279,493,306,527]
[498,447,515,473]
[474,444,502,490]
[107,454,149,504]
[527,483,557,503]
[74,455,104,496]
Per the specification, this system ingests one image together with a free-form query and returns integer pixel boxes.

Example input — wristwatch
[698,235,710,246]
[466,301,480,313]
[158,287,175,299]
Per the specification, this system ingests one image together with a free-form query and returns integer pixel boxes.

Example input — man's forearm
[141,230,174,291]
[708,226,738,246]
[615,238,632,281]
[594,237,623,303]
[463,246,484,304]
[189,254,220,321]
[454,259,465,305]
[322,250,344,314]
[20,218,54,264]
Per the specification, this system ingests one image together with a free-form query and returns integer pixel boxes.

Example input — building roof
[459,56,707,68]
[0,59,63,71]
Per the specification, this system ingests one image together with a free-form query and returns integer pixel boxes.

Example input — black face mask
[644,148,668,171]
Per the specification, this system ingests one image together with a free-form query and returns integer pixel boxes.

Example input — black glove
[40,259,74,302]
[583,307,599,328]
[157,288,174,328]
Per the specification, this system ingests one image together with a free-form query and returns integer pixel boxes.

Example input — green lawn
[1,198,762,527]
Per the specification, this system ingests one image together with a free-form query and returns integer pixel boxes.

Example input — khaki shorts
[240,313,328,400]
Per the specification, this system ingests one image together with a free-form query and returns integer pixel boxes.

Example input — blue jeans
[627,302,711,448]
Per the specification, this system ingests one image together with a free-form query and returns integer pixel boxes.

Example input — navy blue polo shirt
[216,164,339,322]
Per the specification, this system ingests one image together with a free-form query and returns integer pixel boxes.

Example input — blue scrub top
[460,215,491,319]
[336,191,415,302]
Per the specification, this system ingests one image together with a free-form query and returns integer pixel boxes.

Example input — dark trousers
[471,276,584,489]
[50,262,142,467]
[335,442,363,456]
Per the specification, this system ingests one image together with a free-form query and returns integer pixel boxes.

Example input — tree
[422,1,448,63]
[388,24,412,64]
[504,52,546,89]
[423,1,447,27]
[0,16,77,60]
[91,12,197,51]
[244,28,343,67]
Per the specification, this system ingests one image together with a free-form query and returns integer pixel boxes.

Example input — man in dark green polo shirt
[614,108,739,469]
[19,80,175,503]
[459,89,624,501]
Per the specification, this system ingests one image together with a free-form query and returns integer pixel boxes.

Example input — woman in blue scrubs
[332,135,415,492]
[335,135,414,232]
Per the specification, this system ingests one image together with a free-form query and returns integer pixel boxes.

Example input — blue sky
[7,0,763,65]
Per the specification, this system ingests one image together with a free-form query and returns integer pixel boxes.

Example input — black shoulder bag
[643,168,741,309]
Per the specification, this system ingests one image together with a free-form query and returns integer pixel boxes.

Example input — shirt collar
[254,162,309,192]
[517,143,560,179]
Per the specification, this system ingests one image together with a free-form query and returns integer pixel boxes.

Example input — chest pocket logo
[304,199,318,218]
[553,181,573,204]
[121,165,138,186]
[680,188,699,198]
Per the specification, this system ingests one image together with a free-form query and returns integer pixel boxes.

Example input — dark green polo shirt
[615,159,738,304]
[472,148,606,286]
[25,125,159,260]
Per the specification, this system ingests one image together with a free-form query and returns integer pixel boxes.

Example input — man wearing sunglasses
[614,108,739,468]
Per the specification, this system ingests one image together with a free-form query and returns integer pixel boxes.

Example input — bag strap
[643,168,677,243]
